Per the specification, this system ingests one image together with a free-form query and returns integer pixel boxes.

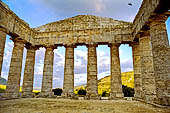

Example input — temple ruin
[0,0,170,106]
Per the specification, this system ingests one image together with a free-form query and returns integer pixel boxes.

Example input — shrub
[77,88,86,96]
[34,92,40,96]
[0,88,5,93]
[122,85,134,97]
[102,91,110,97]
[52,88,63,96]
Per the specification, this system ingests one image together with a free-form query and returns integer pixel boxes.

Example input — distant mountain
[0,77,7,85]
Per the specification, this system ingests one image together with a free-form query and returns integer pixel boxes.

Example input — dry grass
[0,98,169,113]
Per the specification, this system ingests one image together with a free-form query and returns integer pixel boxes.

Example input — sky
[1,0,170,89]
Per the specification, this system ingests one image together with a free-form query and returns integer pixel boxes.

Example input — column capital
[10,37,25,44]
[86,43,98,47]
[129,41,139,47]
[25,45,38,50]
[108,43,120,47]
[149,14,169,26]
[64,44,76,48]
[45,45,56,51]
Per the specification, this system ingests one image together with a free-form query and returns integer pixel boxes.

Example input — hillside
[98,71,134,95]
[0,77,7,85]
[75,71,134,95]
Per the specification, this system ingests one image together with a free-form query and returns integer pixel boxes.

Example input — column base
[110,93,124,100]
[38,92,54,98]
[155,97,170,106]
[4,92,21,99]
[143,94,157,104]
[22,92,35,98]
[85,95,100,100]
[62,91,74,98]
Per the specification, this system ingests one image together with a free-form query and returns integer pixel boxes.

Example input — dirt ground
[0,98,169,113]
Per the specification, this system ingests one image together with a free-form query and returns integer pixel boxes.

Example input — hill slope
[0,77,7,85]
[75,71,134,95]
[98,71,134,95]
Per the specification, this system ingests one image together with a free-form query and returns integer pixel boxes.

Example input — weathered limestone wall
[109,44,123,99]
[34,15,133,46]
[87,44,98,98]
[63,45,74,97]
[0,30,6,77]
[41,47,54,97]
[131,42,142,99]
[132,0,161,37]
[5,39,24,98]
[139,35,156,103]
[22,46,36,97]
[0,2,35,45]
[150,15,170,106]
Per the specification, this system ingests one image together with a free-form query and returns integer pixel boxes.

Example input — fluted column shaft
[0,30,6,77]
[22,46,36,97]
[87,44,98,98]
[63,45,74,97]
[131,42,142,98]
[41,47,54,97]
[139,36,156,103]
[5,39,24,98]
[109,44,123,99]
[150,16,170,106]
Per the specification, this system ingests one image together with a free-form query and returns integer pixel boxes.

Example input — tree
[122,85,134,97]
[77,88,86,96]
[52,88,63,96]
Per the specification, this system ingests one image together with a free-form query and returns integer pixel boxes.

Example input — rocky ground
[0,98,169,113]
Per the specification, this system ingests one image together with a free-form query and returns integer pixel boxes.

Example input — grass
[0,85,40,93]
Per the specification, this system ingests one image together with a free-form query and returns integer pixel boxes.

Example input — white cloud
[28,0,143,22]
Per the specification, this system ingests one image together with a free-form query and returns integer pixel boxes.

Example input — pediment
[34,15,132,33]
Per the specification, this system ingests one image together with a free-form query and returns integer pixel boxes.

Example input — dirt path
[0,98,169,113]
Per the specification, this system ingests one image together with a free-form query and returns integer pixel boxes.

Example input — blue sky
[1,0,170,88]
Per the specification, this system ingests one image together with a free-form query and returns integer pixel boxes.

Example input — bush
[102,91,110,97]
[34,92,40,96]
[0,88,5,93]
[52,88,63,96]
[122,85,134,97]
[77,88,86,96]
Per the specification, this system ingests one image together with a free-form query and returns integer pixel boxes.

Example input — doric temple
[0,0,170,106]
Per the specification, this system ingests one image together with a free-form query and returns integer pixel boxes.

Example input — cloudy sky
[1,0,170,88]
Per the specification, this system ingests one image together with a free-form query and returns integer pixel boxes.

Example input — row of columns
[132,15,170,105]
[0,15,169,105]
[0,34,123,99]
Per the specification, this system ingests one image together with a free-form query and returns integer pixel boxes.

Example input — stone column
[131,42,142,98]
[150,15,170,106]
[0,30,6,77]
[139,35,156,103]
[5,38,24,98]
[63,45,75,97]
[41,47,54,97]
[109,44,123,99]
[22,46,36,98]
[87,44,98,99]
